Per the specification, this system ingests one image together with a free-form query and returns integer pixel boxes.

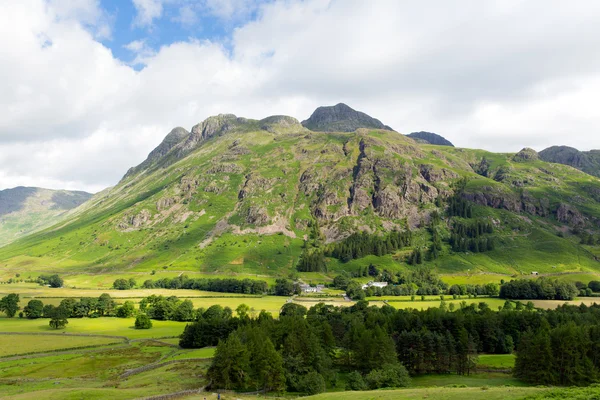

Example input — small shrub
[365,363,411,389]
[135,314,152,329]
[346,371,367,391]
[297,371,326,395]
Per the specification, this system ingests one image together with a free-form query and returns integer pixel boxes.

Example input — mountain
[301,103,393,132]
[0,187,92,246]
[1,107,600,280]
[539,146,600,178]
[406,131,454,147]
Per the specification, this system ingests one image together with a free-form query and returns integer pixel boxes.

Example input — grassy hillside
[0,115,599,283]
[0,187,91,247]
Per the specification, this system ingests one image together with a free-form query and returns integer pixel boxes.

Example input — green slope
[1,114,599,281]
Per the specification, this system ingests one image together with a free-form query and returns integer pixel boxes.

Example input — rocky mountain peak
[260,115,303,133]
[406,131,454,147]
[513,147,539,162]
[301,103,393,132]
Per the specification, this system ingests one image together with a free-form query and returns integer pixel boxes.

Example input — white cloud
[3,0,600,193]
[132,0,164,27]
[48,0,112,39]
[124,39,157,66]
[204,0,261,20]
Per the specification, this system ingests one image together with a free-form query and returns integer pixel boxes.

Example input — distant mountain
[0,187,91,246]
[301,103,393,132]
[406,131,454,147]
[539,146,600,178]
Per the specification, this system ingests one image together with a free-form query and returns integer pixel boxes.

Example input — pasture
[0,334,124,357]
[477,354,515,370]
[304,386,545,400]
[0,317,187,339]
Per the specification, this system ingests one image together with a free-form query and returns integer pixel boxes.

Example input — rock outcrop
[513,148,539,162]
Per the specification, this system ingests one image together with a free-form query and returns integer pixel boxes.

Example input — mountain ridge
[0,186,92,246]
[539,145,600,178]
[0,107,599,280]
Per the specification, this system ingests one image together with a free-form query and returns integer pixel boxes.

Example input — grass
[0,317,187,339]
[411,372,526,388]
[0,334,123,357]
[304,386,544,400]
[368,298,507,311]
[477,354,515,369]
[0,341,209,399]
[165,347,216,360]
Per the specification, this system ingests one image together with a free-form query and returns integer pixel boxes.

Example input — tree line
[139,276,269,294]
[0,293,136,329]
[499,278,579,300]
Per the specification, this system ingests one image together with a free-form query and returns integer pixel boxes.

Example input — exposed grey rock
[244,206,269,225]
[120,209,151,229]
[178,114,239,156]
[419,164,459,183]
[207,163,243,174]
[156,197,176,211]
[556,203,585,225]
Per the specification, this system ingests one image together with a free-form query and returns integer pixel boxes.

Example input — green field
[0,334,124,357]
[0,317,187,339]
[303,387,544,400]
[477,354,515,369]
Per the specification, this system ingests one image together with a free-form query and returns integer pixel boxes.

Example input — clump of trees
[140,275,268,295]
[139,295,196,321]
[273,278,300,296]
[499,278,578,300]
[447,193,473,218]
[297,230,413,272]
[37,274,64,288]
[449,219,495,253]
[112,278,137,290]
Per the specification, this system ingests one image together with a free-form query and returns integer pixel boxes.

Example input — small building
[299,284,322,293]
[362,281,389,290]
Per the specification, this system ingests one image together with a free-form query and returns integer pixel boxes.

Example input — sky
[2,0,600,193]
